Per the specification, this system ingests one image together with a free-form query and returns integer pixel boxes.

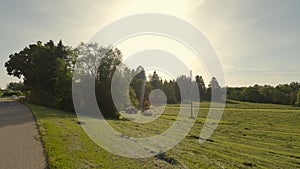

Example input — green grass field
[27,100,300,169]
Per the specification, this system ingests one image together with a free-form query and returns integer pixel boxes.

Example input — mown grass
[27,100,300,169]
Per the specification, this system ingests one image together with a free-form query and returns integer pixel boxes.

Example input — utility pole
[190,70,193,118]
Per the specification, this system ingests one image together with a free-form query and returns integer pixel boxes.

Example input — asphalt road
[0,99,47,169]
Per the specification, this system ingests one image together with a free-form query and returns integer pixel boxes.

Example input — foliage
[130,72,220,105]
[163,80,177,104]
[76,42,123,118]
[149,71,163,89]
[208,77,221,89]
[207,77,224,102]
[296,90,300,106]
[130,66,147,109]
[6,39,298,117]
[129,86,139,107]
[228,82,300,105]
[195,75,206,100]
[5,40,77,111]
[6,81,27,92]
[1,90,23,97]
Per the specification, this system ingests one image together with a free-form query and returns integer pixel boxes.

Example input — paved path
[0,99,47,169]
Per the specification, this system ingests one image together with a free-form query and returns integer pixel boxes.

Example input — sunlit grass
[28,101,300,168]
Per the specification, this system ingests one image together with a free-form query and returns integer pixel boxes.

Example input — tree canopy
[5,40,77,110]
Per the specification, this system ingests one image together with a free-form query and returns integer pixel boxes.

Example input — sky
[0,0,299,88]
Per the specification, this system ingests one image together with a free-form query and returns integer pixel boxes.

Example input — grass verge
[27,101,300,169]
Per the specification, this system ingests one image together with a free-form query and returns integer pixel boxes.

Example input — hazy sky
[1,0,299,88]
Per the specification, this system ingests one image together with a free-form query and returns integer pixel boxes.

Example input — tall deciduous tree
[76,42,123,118]
[5,40,76,110]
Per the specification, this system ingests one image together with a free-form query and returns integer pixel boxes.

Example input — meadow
[28,100,300,169]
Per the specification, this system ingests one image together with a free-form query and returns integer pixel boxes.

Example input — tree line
[129,68,223,107]
[227,83,300,106]
[73,42,223,117]
[4,40,300,118]
[5,40,225,118]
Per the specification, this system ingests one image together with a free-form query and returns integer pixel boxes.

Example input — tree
[130,66,147,109]
[296,90,300,107]
[129,86,139,107]
[134,66,146,80]
[163,80,177,104]
[76,42,123,118]
[195,75,206,100]
[243,87,264,103]
[5,40,76,110]
[207,77,221,101]
[96,47,123,118]
[227,83,299,105]
[208,77,221,89]
[1,90,23,97]
[6,81,27,92]
[289,82,300,91]
[149,71,162,89]
[174,81,181,103]
[176,75,192,101]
